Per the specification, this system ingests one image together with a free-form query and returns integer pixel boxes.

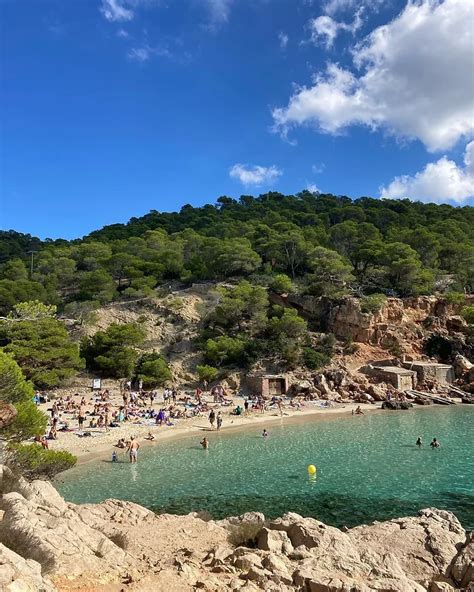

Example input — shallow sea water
[57,406,474,528]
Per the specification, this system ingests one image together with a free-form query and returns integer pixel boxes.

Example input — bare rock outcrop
[0,542,55,592]
[0,465,471,591]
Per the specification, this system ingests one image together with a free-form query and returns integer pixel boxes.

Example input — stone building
[364,366,416,390]
[246,374,288,397]
[402,361,454,385]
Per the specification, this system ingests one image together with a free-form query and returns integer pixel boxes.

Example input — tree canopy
[0,193,472,315]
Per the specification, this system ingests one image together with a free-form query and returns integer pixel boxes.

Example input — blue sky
[1,0,473,239]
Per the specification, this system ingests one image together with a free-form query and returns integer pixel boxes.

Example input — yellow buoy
[307,464,317,475]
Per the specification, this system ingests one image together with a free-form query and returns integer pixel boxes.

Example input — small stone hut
[402,361,454,385]
[246,374,289,397]
[364,366,416,390]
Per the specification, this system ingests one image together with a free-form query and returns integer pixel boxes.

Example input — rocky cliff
[0,465,472,592]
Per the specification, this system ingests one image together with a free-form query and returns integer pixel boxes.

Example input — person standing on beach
[127,437,140,463]
[216,412,223,431]
[78,403,86,430]
[209,409,216,429]
[244,399,249,414]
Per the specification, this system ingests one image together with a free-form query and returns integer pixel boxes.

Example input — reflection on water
[58,406,474,529]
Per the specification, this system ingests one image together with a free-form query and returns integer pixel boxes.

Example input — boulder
[350,508,465,584]
[450,532,474,587]
[256,527,293,554]
[0,543,56,592]
[0,491,126,577]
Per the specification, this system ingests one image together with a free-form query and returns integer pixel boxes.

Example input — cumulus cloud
[273,0,474,151]
[279,31,289,49]
[380,142,474,204]
[100,0,134,22]
[306,183,320,193]
[308,11,362,49]
[229,164,282,186]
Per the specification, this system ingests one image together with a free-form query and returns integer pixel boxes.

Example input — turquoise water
[57,406,474,529]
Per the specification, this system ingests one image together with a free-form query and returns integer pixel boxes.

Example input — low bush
[461,306,474,325]
[196,364,219,383]
[5,443,77,480]
[360,293,387,314]
[302,348,331,370]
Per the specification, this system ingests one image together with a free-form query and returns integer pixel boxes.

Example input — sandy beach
[39,391,379,465]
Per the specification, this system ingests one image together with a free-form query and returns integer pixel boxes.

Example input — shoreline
[61,401,378,466]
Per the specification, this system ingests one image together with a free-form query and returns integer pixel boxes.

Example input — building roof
[374,366,416,375]
[405,361,452,369]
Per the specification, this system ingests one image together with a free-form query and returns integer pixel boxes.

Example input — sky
[1,0,473,239]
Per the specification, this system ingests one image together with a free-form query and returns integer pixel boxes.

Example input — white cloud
[380,142,474,204]
[100,0,134,22]
[323,0,383,16]
[127,44,170,62]
[308,11,362,49]
[312,163,325,174]
[229,164,282,186]
[206,0,233,26]
[117,28,129,38]
[306,183,320,193]
[273,0,474,152]
[279,31,289,49]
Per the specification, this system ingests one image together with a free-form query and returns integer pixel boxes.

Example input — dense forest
[1,192,474,317]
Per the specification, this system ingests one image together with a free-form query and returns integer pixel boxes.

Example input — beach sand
[40,393,378,464]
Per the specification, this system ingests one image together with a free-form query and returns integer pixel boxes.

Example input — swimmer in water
[416,436,422,447]
[262,429,268,438]
[200,437,209,449]
[430,438,440,448]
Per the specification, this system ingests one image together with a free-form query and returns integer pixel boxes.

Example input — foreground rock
[0,465,472,591]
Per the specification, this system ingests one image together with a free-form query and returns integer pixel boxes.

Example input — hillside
[0,193,473,398]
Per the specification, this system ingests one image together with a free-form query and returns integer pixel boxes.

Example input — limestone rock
[350,508,465,583]
[256,527,293,554]
[0,490,126,577]
[0,543,55,592]
[450,532,474,587]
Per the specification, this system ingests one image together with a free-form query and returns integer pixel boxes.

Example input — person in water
[416,436,423,447]
[430,438,440,448]
[262,429,269,438]
[200,437,209,449]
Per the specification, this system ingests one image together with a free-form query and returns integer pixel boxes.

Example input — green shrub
[360,293,387,314]
[204,336,252,367]
[81,323,146,378]
[444,292,466,306]
[0,351,34,405]
[269,274,293,295]
[0,316,84,389]
[461,306,474,325]
[302,348,330,370]
[5,444,77,480]
[136,353,172,388]
[196,364,219,383]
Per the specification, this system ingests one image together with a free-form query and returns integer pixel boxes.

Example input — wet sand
[42,396,379,465]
